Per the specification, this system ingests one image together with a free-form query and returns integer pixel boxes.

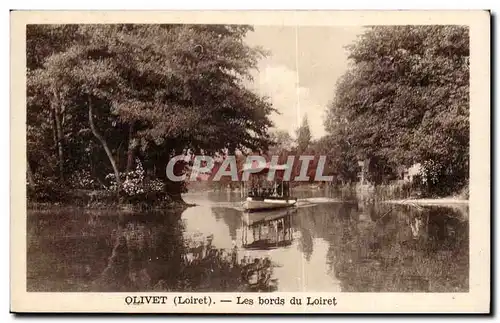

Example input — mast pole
[295,24,301,129]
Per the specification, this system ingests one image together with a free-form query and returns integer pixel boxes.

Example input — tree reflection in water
[93,212,278,292]
[27,200,468,293]
[322,203,469,292]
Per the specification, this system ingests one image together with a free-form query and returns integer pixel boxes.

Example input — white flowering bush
[106,159,165,198]
[418,159,463,197]
[70,169,98,189]
[420,160,444,186]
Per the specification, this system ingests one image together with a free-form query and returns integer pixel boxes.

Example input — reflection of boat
[241,209,296,250]
[240,163,297,212]
[243,208,296,226]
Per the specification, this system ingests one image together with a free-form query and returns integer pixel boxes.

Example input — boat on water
[240,162,297,212]
[244,196,297,212]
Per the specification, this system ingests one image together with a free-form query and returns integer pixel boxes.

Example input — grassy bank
[27,188,195,212]
[327,181,469,203]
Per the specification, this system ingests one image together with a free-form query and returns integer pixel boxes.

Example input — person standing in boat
[276,182,283,197]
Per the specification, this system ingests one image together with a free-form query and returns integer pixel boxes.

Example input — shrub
[105,159,168,203]
[69,169,100,190]
[27,176,68,203]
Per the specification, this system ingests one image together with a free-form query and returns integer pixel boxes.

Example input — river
[27,190,469,293]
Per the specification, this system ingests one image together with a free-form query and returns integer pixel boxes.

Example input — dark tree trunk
[51,109,58,151]
[167,181,184,202]
[153,150,185,202]
[26,159,35,186]
[126,123,137,174]
[55,112,64,180]
[88,96,121,196]
[52,101,65,182]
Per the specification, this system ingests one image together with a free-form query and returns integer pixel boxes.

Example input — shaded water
[27,191,469,292]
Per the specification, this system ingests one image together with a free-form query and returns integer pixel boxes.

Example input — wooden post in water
[275,220,279,247]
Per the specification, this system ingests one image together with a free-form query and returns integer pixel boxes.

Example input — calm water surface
[27,191,469,292]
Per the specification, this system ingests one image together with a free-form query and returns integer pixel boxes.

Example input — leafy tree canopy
[27,24,275,198]
[324,25,469,192]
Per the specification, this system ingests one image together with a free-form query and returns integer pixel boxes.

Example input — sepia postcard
[10,10,490,314]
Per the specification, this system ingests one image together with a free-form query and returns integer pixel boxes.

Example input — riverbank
[383,197,469,222]
[27,198,195,212]
[27,187,198,212]
[384,198,469,206]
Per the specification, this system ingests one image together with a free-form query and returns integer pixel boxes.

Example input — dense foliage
[27,24,275,202]
[324,25,469,196]
[295,115,311,154]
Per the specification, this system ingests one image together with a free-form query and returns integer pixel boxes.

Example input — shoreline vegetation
[27,182,469,211]
[384,198,469,205]
[26,201,194,212]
